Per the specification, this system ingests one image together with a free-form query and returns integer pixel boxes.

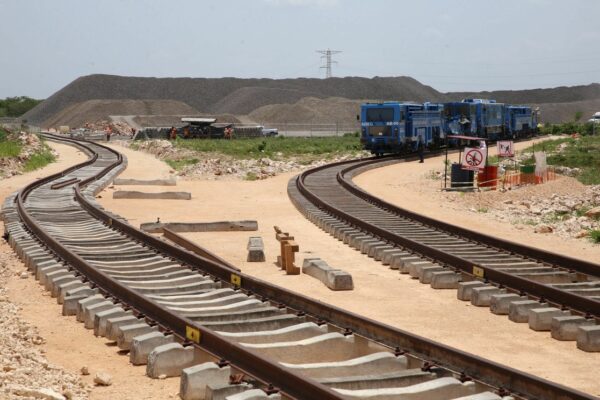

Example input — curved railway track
[1,134,595,400]
[291,154,600,350]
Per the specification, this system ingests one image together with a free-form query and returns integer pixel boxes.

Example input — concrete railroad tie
[247,236,266,262]
[113,190,191,200]
[302,258,353,291]
[141,220,258,233]
[113,177,177,186]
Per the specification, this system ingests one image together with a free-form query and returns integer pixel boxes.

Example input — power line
[317,49,342,78]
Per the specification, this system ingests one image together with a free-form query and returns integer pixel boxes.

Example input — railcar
[359,102,444,155]
[360,99,538,155]
[505,105,536,138]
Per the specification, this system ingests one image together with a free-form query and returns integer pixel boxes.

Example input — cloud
[263,0,340,8]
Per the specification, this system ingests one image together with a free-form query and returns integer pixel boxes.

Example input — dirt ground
[1,139,599,398]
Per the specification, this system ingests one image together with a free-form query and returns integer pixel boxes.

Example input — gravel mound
[249,97,363,124]
[41,99,199,128]
[23,74,445,126]
[530,98,600,124]
[450,83,600,105]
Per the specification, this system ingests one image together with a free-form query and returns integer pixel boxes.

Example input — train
[360,99,538,155]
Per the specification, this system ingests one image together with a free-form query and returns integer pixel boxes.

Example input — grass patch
[0,127,22,157]
[23,144,55,172]
[165,158,199,170]
[520,136,600,185]
[172,136,362,161]
[244,171,258,181]
[590,230,600,243]
[542,211,570,223]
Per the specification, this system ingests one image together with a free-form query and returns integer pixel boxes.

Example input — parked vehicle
[588,112,600,124]
[260,126,279,137]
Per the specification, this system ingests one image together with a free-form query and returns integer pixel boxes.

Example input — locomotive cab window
[366,108,395,122]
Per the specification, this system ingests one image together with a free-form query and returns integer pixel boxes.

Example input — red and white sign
[497,141,514,157]
[462,147,486,171]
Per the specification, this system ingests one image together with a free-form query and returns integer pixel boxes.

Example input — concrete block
[62,294,90,316]
[470,287,504,307]
[205,382,253,400]
[107,315,141,341]
[577,325,600,352]
[508,300,548,323]
[117,323,158,350]
[146,343,196,378]
[457,281,486,301]
[114,190,191,200]
[247,237,265,262]
[430,271,461,289]
[130,332,175,365]
[407,261,436,279]
[302,258,353,291]
[551,316,595,341]
[94,308,131,337]
[179,362,231,400]
[419,266,445,284]
[490,294,524,315]
[226,389,280,400]
[83,301,116,329]
[528,307,570,331]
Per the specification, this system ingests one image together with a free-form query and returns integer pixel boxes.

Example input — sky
[1,0,599,98]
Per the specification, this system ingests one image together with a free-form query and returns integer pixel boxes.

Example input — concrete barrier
[302,258,353,291]
[113,191,191,200]
[141,220,258,233]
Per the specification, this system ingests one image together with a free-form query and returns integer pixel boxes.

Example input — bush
[590,229,600,243]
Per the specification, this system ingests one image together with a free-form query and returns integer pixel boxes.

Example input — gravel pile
[249,97,363,124]
[0,242,89,400]
[446,177,600,241]
[22,74,448,126]
[42,99,199,130]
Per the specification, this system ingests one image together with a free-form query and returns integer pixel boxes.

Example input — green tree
[574,111,583,122]
[0,97,43,117]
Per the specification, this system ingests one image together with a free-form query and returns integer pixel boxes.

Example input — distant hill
[23,74,600,127]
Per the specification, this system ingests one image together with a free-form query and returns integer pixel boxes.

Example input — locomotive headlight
[378,132,383,136]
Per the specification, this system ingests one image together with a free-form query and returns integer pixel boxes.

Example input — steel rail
[16,134,595,399]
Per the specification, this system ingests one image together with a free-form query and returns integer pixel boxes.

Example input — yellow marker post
[186,325,201,344]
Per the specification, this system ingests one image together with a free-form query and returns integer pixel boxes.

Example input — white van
[588,112,600,124]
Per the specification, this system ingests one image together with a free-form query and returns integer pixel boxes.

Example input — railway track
[290,154,600,352]
[1,134,595,400]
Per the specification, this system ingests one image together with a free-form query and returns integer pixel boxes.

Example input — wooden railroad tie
[274,226,300,275]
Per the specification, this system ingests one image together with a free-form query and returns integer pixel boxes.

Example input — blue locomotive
[360,102,444,156]
[360,99,537,155]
